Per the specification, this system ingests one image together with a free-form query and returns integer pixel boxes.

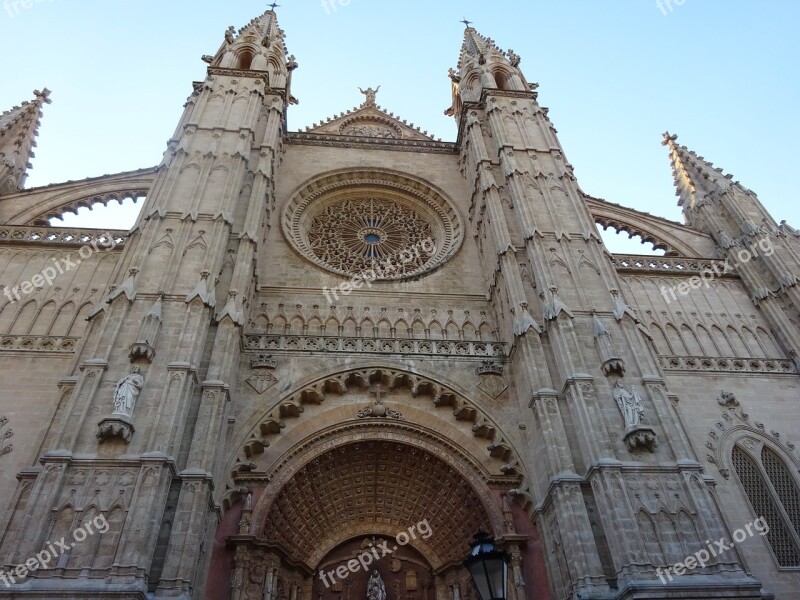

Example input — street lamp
[463,532,509,600]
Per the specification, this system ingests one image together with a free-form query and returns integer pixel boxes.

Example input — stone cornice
[286,131,457,154]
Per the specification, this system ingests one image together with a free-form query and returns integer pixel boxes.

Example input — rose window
[306,198,434,277]
[282,170,463,281]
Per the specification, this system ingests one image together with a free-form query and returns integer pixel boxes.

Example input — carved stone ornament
[623,427,657,452]
[717,390,739,407]
[0,416,13,457]
[476,361,508,399]
[247,354,278,394]
[97,414,135,444]
[356,385,404,420]
[246,372,277,395]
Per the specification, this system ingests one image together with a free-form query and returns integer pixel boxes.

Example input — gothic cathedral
[1,8,799,600]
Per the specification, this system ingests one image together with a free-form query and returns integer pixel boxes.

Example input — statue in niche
[367,570,387,600]
[112,366,144,417]
[613,380,644,429]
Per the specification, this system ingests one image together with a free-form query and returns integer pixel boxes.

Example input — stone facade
[0,9,798,600]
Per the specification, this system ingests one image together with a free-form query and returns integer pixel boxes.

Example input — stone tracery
[282,169,463,281]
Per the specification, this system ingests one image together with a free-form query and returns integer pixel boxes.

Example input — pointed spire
[661,131,736,210]
[206,7,292,86]
[0,89,51,195]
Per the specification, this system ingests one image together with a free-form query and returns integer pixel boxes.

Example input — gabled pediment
[302,92,439,142]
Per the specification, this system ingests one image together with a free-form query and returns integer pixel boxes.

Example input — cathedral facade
[1,8,799,600]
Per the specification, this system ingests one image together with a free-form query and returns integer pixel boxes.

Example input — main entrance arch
[204,367,547,599]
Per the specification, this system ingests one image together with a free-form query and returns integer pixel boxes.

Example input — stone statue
[366,570,387,600]
[225,26,236,44]
[613,380,644,429]
[359,86,381,107]
[112,366,144,417]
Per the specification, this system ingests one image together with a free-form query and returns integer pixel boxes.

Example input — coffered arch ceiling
[262,439,491,570]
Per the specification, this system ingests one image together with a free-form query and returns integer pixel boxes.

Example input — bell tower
[0,7,291,599]
[452,24,768,599]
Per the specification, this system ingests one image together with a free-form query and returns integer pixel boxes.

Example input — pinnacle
[0,89,52,194]
[662,131,736,208]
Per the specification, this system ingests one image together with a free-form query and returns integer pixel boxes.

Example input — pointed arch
[680,324,703,355]
[732,443,800,566]
[94,506,126,569]
[30,299,57,335]
[67,301,94,337]
[50,301,76,336]
[10,299,37,334]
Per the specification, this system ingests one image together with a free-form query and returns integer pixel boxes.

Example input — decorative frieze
[659,355,796,374]
[243,334,506,358]
[611,254,732,276]
[0,226,126,247]
[0,335,78,353]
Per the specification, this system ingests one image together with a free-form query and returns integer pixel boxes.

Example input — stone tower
[0,9,798,600]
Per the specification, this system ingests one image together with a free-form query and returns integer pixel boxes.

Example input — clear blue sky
[1,1,798,253]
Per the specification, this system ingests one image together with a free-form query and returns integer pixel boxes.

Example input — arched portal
[208,422,539,599]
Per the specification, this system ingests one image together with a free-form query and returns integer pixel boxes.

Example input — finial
[460,18,473,28]
[268,2,280,11]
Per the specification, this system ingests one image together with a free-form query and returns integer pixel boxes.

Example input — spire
[447,24,530,119]
[202,7,295,91]
[0,89,51,196]
[661,132,736,211]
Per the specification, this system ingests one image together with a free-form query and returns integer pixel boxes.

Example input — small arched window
[493,70,511,91]
[732,443,800,566]
[237,49,254,70]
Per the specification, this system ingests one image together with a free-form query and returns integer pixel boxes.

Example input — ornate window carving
[732,444,800,566]
[283,169,463,281]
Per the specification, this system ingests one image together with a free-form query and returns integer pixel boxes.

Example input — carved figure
[359,86,381,106]
[112,366,144,417]
[367,570,387,600]
[613,380,644,429]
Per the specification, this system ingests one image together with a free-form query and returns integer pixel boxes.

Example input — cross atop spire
[268,2,280,11]
[460,18,473,28]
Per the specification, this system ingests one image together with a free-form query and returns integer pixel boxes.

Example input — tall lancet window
[732,444,800,566]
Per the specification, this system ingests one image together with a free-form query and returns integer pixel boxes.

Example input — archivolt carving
[705,407,799,479]
[233,366,520,473]
[242,422,507,571]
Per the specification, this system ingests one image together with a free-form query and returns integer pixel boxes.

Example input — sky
[1,0,798,254]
